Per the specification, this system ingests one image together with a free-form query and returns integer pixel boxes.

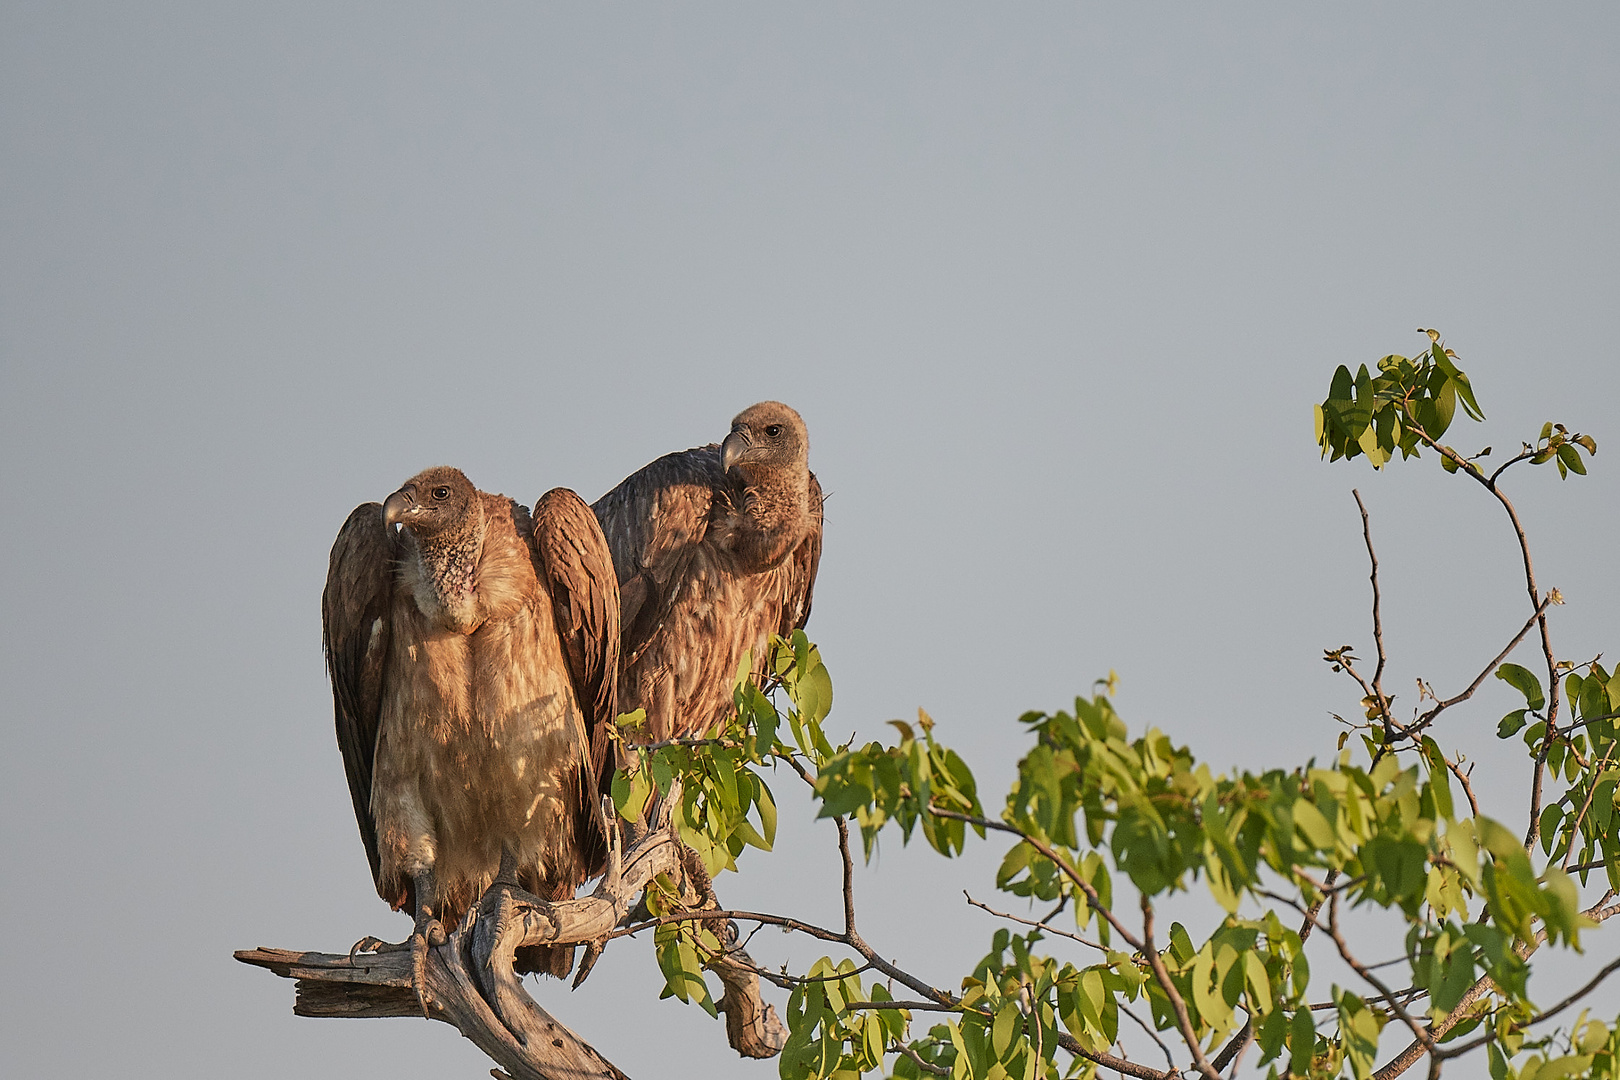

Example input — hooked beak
[382,487,416,529]
[721,428,750,472]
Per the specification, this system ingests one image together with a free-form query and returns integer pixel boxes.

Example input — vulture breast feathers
[592,401,823,742]
[322,466,619,977]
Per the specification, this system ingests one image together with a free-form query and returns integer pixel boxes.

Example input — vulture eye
[765,424,782,438]
[432,486,451,500]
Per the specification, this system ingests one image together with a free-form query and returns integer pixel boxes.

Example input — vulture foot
[408,916,447,1017]
[344,913,446,1019]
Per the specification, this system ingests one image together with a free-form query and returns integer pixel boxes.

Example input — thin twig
[1214,868,1340,1072]
[1561,746,1618,871]
[1328,893,1435,1054]
[836,816,858,938]
[926,808,1195,1079]
[1371,897,1620,1079]
[1445,755,1482,819]
[894,1042,950,1076]
[1141,894,1222,1080]
[607,908,846,944]
[1120,1000,1178,1071]
[1408,597,1553,738]
[1406,427,1562,853]
[1526,955,1620,1027]
[963,891,1108,953]
[1353,490,1395,745]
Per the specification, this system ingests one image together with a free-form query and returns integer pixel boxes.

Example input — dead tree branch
[237,822,783,1078]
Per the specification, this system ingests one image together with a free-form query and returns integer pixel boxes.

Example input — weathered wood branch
[238,819,785,1078]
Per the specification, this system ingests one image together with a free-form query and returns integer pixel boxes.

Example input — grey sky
[3,5,1617,1078]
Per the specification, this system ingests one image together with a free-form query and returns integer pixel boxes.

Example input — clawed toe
[409,918,446,1017]
[349,934,407,962]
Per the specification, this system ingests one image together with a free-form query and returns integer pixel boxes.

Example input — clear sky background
[3,5,1617,1078]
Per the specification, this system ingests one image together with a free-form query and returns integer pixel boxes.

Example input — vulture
[322,466,619,978]
[592,401,823,743]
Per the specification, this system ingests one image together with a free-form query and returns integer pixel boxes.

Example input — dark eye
[764,424,782,438]
[432,486,451,500]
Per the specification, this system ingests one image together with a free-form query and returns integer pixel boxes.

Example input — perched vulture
[592,401,823,742]
[322,466,619,977]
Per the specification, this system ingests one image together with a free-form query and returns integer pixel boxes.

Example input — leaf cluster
[612,337,1620,1080]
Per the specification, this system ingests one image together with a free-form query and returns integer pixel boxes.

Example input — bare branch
[1561,746,1618,872]
[1121,999,1179,1071]
[1404,426,1563,852]
[1409,596,1553,739]
[236,826,688,1080]
[963,891,1108,953]
[1527,954,1620,1028]
[1353,490,1394,740]
[927,809,1149,953]
[1372,897,1620,1079]
[836,815,858,938]
[895,1042,951,1076]
[1140,895,1222,1080]
[609,907,845,944]
[1327,892,1436,1055]
[1445,755,1482,820]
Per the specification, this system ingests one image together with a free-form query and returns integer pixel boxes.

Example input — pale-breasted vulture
[592,402,823,742]
[323,467,619,977]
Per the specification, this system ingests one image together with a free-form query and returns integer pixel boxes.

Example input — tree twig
[1352,490,1396,744]
[1408,597,1553,739]
[1371,897,1620,1079]
[963,891,1108,953]
[1140,894,1222,1080]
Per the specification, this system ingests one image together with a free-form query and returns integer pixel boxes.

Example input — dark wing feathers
[531,487,621,790]
[591,445,722,582]
[778,470,824,638]
[321,502,399,889]
[590,445,723,649]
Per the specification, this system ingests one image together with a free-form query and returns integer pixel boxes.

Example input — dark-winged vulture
[322,466,619,977]
[592,402,822,742]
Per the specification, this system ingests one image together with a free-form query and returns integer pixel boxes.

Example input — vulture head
[383,466,479,540]
[721,401,809,483]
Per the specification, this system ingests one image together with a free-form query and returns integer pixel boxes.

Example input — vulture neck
[729,463,809,571]
[405,505,487,634]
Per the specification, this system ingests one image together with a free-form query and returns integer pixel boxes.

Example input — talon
[571,938,606,989]
[348,935,387,962]
[411,932,431,1017]
[349,933,412,963]
[409,919,445,1017]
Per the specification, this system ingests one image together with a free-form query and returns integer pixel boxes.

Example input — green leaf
[1578,671,1608,722]
[991,1000,1019,1059]
[1558,441,1587,476]
[1421,736,1455,819]
[756,779,778,848]
[1289,1007,1316,1075]
[1292,798,1336,850]
[1168,922,1196,965]
[1496,664,1546,711]
[1242,950,1272,1014]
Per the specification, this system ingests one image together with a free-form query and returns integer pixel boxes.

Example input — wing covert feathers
[321,502,398,891]
[780,471,823,638]
[532,487,622,790]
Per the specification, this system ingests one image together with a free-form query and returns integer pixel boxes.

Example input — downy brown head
[720,401,809,484]
[383,467,479,540]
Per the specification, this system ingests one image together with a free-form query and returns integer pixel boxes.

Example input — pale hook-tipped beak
[382,489,415,528]
[721,429,750,472]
